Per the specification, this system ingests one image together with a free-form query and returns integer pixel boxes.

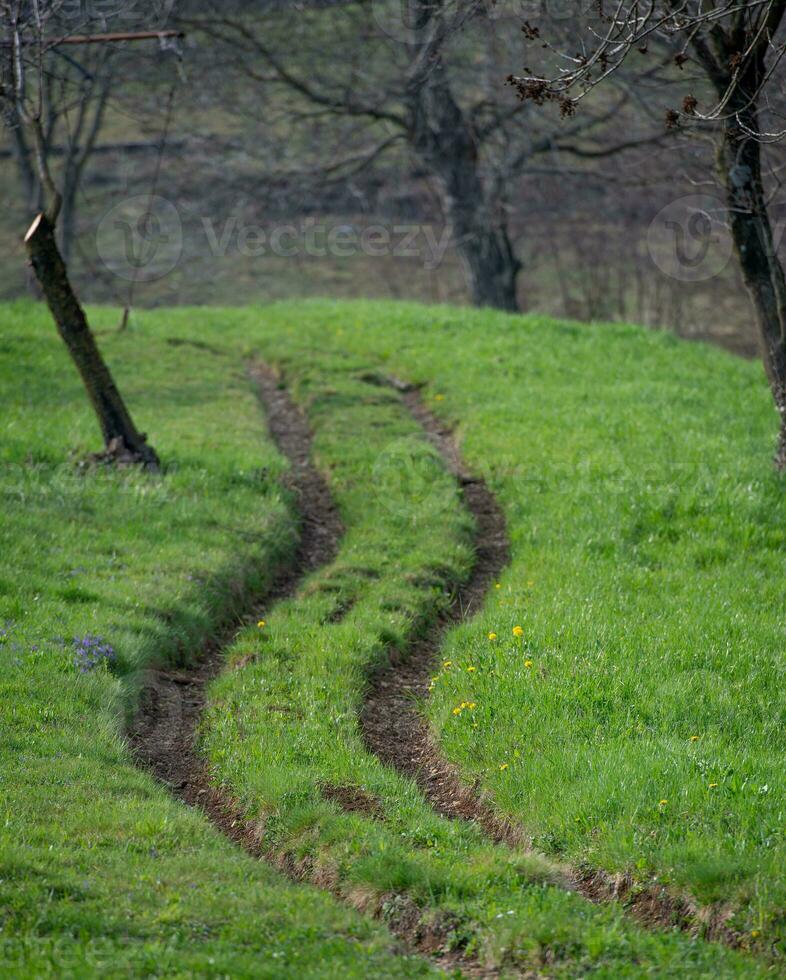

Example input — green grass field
[0,303,433,978]
[1,299,783,976]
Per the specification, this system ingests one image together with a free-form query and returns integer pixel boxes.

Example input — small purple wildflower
[73,634,116,673]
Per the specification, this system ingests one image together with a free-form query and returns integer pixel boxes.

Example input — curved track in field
[362,383,744,951]
[128,365,343,812]
[127,365,489,976]
[361,386,518,846]
[129,364,745,976]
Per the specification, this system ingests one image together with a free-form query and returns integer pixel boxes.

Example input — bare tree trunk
[719,98,786,467]
[406,16,521,312]
[448,197,520,310]
[24,213,159,470]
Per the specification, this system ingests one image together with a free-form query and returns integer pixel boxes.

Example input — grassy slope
[0,303,434,978]
[2,298,782,976]
[334,302,783,938]
[152,302,774,975]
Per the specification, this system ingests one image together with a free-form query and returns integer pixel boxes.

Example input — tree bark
[24,212,159,470]
[717,93,786,467]
[406,23,520,312]
[448,197,521,311]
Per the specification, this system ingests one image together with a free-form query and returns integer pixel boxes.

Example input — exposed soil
[126,364,489,976]
[320,782,385,820]
[360,388,522,848]
[128,363,342,805]
[359,380,746,952]
[81,435,160,472]
[128,363,745,976]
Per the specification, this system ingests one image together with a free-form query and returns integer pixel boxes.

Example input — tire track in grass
[360,379,746,953]
[361,383,517,847]
[128,363,746,972]
[127,364,454,975]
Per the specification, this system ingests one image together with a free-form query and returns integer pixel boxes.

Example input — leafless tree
[511,1,786,467]
[188,0,660,312]
[1,0,160,469]
[8,42,115,264]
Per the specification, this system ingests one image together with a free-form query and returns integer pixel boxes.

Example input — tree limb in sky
[511,1,786,468]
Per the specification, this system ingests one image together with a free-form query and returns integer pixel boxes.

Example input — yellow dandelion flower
[443,660,452,668]
[468,702,476,709]
[751,930,760,939]
[487,632,497,641]
[690,735,700,742]
[467,666,476,673]
[512,625,524,638]
[495,583,502,590]
[659,799,668,806]
[452,707,462,716]
[499,763,509,771]
[708,782,719,789]
[257,620,266,628]
[524,660,533,669]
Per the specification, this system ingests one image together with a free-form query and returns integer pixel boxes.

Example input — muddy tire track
[360,382,745,952]
[127,366,483,975]
[127,363,745,973]
[361,387,519,847]
[128,364,342,813]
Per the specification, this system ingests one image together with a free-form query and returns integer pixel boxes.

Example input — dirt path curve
[361,388,521,847]
[360,383,744,951]
[127,363,342,852]
[127,365,743,971]
[127,365,492,976]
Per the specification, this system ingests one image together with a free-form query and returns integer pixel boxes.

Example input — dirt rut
[128,366,745,971]
[127,366,491,975]
[361,388,519,846]
[359,383,745,951]
[128,364,341,821]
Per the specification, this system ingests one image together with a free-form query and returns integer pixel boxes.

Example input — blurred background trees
[1,0,783,357]
[510,0,786,461]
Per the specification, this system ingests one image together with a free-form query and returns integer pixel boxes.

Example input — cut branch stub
[24,213,160,471]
